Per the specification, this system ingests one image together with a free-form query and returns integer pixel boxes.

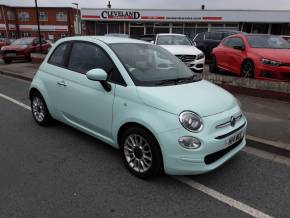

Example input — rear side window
[67,42,126,85]
[48,42,70,67]
[223,37,244,48]
[209,32,223,40]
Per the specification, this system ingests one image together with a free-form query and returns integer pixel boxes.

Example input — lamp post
[72,2,80,35]
[34,0,42,54]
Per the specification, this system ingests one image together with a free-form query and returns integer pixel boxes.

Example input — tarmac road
[0,75,290,218]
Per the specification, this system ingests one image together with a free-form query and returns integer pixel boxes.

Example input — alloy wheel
[123,134,153,173]
[32,97,46,123]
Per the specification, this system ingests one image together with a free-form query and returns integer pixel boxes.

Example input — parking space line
[0,92,276,218]
[174,176,273,218]
[0,93,31,111]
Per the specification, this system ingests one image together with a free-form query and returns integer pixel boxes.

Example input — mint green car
[29,36,247,178]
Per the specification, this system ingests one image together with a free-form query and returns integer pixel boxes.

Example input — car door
[54,41,122,142]
[226,37,246,74]
[216,38,230,69]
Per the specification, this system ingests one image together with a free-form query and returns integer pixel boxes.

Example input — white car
[153,34,205,73]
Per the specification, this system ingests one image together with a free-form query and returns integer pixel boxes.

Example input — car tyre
[209,55,219,73]
[120,127,163,179]
[241,60,255,78]
[31,92,53,126]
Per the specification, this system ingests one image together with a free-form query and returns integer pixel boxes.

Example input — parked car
[29,36,247,178]
[153,33,205,73]
[210,33,290,81]
[1,37,51,64]
[193,30,240,59]
[281,35,290,43]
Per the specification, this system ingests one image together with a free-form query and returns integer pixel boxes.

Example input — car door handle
[57,81,67,87]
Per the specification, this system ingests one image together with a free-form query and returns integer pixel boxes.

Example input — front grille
[175,55,196,63]
[4,50,17,54]
[204,138,243,165]
[215,122,246,140]
[282,73,290,80]
[280,63,290,67]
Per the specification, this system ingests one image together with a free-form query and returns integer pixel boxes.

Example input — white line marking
[247,135,290,150]
[174,176,274,218]
[0,93,31,111]
[0,92,277,218]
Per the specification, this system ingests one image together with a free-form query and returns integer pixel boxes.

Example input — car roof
[58,36,148,45]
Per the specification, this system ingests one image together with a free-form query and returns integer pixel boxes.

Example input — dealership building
[81,8,290,38]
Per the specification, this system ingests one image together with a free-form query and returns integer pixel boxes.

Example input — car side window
[67,42,126,85]
[48,42,70,67]
[209,32,223,40]
[223,37,244,48]
[228,37,244,48]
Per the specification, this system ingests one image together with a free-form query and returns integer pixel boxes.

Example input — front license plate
[226,131,244,148]
[6,53,16,57]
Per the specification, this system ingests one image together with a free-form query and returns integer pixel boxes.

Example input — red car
[1,37,51,64]
[210,33,290,81]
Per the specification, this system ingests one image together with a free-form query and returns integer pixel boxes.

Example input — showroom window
[7,10,16,20]
[21,32,31,37]
[39,11,48,21]
[18,12,30,21]
[56,12,67,21]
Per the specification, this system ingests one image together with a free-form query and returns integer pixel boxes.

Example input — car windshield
[11,38,34,45]
[110,43,199,86]
[157,35,192,46]
[246,35,290,49]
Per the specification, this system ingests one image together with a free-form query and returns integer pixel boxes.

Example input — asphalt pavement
[0,74,290,217]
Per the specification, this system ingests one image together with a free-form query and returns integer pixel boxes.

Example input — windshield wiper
[157,75,197,86]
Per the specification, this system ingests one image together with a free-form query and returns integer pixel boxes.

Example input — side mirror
[86,68,108,81]
[233,45,244,50]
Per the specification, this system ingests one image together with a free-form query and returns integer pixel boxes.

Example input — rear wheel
[209,55,219,73]
[120,127,163,179]
[31,92,53,126]
[241,60,255,78]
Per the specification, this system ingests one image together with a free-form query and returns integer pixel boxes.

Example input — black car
[193,30,240,59]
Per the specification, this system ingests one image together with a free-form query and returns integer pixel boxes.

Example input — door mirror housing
[86,68,108,81]
[233,45,245,50]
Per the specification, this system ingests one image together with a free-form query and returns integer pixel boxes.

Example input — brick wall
[0,5,79,40]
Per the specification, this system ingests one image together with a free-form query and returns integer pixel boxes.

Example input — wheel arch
[117,122,160,149]
[117,121,165,173]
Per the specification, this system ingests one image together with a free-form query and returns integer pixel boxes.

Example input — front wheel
[31,92,53,126]
[241,60,255,78]
[120,127,163,179]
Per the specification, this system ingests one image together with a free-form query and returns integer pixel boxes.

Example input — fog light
[178,136,201,149]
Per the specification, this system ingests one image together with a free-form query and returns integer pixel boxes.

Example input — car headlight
[196,53,205,60]
[261,58,281,67]
[179,111,203,132]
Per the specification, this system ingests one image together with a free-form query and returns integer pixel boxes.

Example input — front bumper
[187,57,205,73]
[256,63,290,81]
[156,105,247,175]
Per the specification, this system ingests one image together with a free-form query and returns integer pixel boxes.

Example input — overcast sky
[0,0,289,10]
